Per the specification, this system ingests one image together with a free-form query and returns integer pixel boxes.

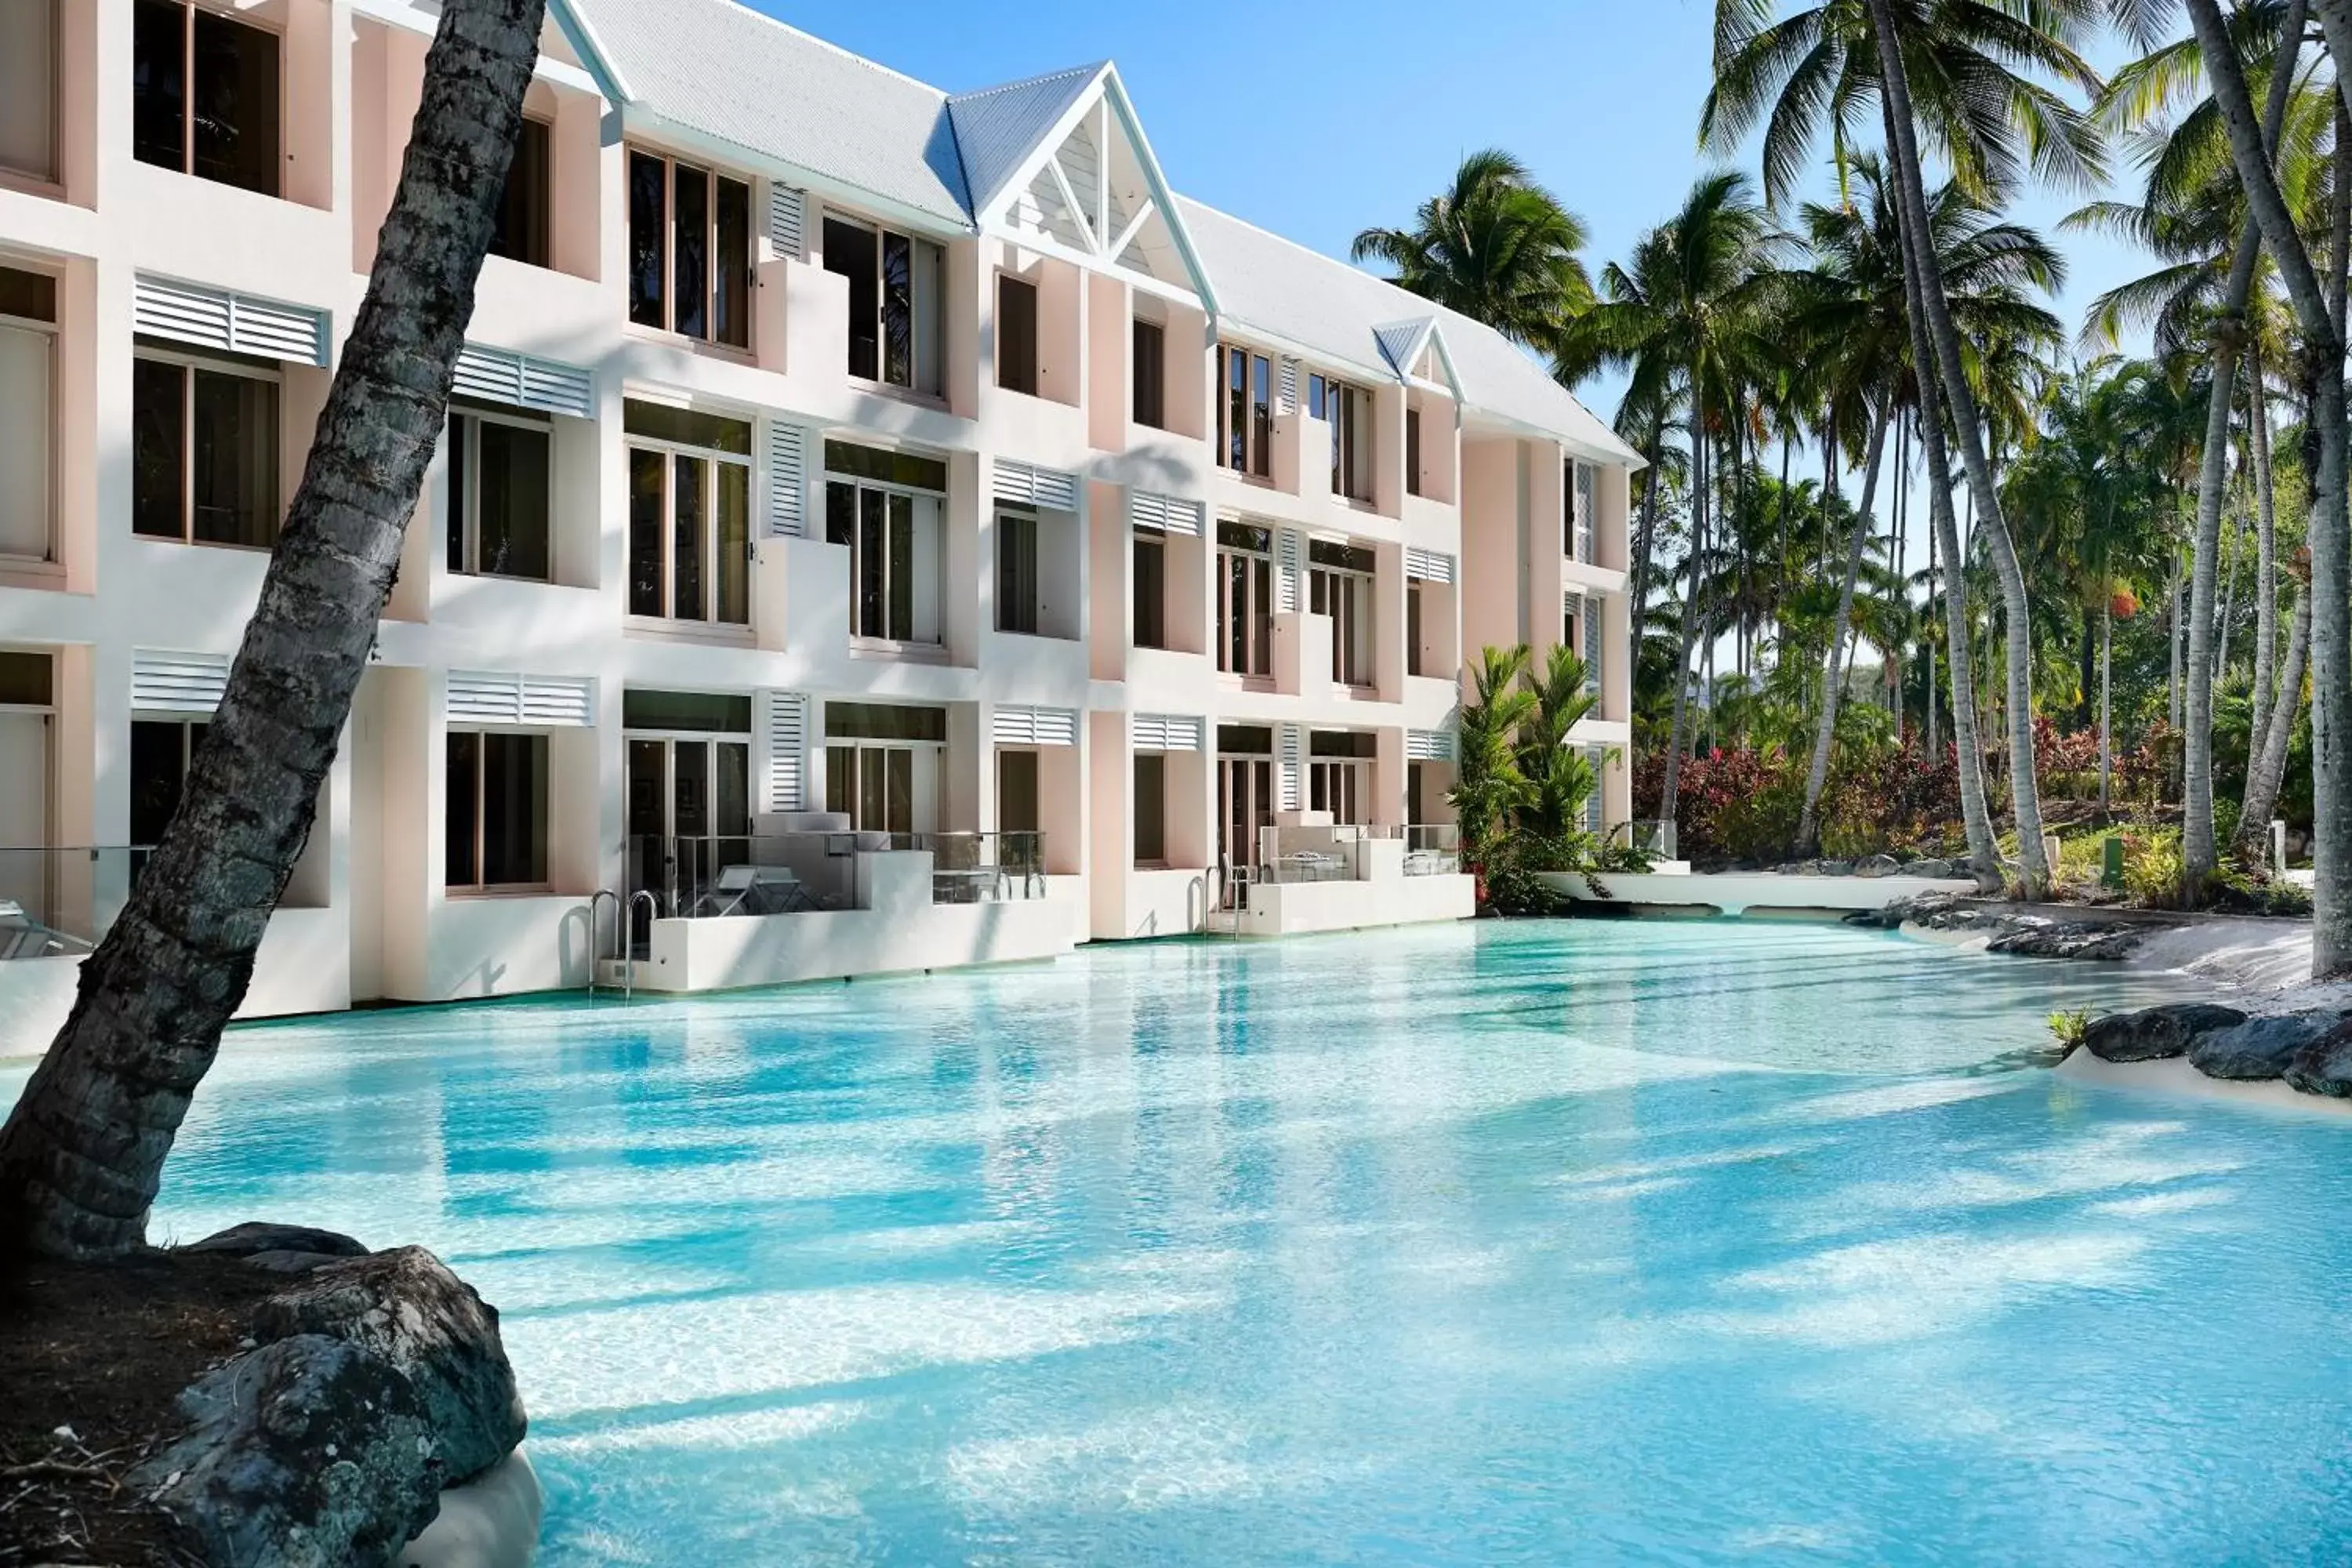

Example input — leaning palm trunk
[2238,584,2311,863]
[1866,0,2049,891]
[2249,336,2279,761]
[2099,604,2112,815]
[2187,0,2352,975]
[0,0,548,1261]
[1657,377,1711,822]
[2187,0,2302,891]
[1628,423,1665,656]
[1795,407,1891,855]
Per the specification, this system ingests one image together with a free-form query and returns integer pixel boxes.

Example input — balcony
[1219,822,1472,937]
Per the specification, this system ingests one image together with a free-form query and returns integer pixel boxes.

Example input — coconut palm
[1575,171,1788,828]
[1351,149,1595,358]
[0,0,550,1259]
[1451,644,1540,877]
[1516,645,1603,840]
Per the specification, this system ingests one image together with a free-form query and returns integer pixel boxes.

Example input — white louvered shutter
[993,704,1077,747]
[1404,548,1454,583]
[1130,489,1203,537]
[763,691,808,810]
[768,184,807,260]
[134,275,328,367]
[452,343,593,418]
[1277,724,1303,811]
[1131,713,1203,752]
[521,676,593,728]
[1276,357,1299,415]
[447,671,593,727]
[1406,728,1454,762]
[995,457,1077,512]
[1274,528,1303,613]
[132,649,230,713]
[766,423,808,537]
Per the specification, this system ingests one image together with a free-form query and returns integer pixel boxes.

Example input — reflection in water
[11,921,2350,1565]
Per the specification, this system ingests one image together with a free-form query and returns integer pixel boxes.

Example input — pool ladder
[587,890,660,1000]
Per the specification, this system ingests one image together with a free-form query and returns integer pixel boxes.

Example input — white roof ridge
[948,61,1109,105]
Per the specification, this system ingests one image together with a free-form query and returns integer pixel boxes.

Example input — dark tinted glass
[191,7,278,195]
[445,730,480,885]
[671,454,703,618]
[1217,724,1273,755]
[881,230,911,387]
[627,446,662,615]
[1131,320,1163,427]
[132,358,185,539]
[714,176,750,348]
[132,0,187,172]
[996,275,1037,394]
[1132,534,1165,649]
[480,732,546,884]
[824,218,879,379]
[822,440,946,492]
[474,419,549,579]
[671,163,709,339]
[623,400,752,453]
[823,702,947,742]
[130,720,196,845]
[622,691,753,733]
[488,118,550,267]
[626,151,666,328]
[1133,754,1165,862]
[189,368,277,546]
[1310,730,1377,758]
[0,650,53,708]
[0,267,57,325]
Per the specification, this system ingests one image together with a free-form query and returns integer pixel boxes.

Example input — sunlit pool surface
[9,920,2352,1564]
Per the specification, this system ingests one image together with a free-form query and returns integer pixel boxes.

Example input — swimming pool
[9,920,2350,1564]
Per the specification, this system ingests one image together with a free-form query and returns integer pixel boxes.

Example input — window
[626,150,750,348]
[1216,724,1275,885]
[997,274,1039,395]
[1217,344,1273,477]
[133,0,280,197]
[1309,539,1374,687]
[1566,458,1595,561]
[624,693,751,918]
[624,399,750,625]
[998,509,1038,634]
[1406,408,1421,498]
[1133,531,1166,650]
[1134,753,1166,865]
[1406,580,1424,678]
[130,718,204,845]
[824,441,947,645]
[446,408,550,580]
[1312,374,1374,501]
[1309,730,1373,824]
[488,118,551,270]
[0,0,56,183]
[824,701,946,837]
[0,265,56,561]
[998,749,1039,834]
[1132,319,1164,428]
[822,216,945,393]
[132,353,279,548]
[446,731,548,889]
[1216,521,1275,677]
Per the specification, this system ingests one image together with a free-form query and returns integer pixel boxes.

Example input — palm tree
[1516,645,1602,840]
[0,0,550,1259]
[1351,149,1595,358]
[1451,644,1539,879]
[1576,172,1788,828]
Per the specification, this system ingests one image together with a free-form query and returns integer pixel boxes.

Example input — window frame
[624,401,753,628]
[821,211,946,395]
[1308,539,1375,688]
[625,146,752,350]
[445,728,553,894]
[0,263,60,564]
[132,0,285,198]
[823,453,946,648]
[0,0,60,189]
[1214,520,1276,678]
[1132,751,1167,867]
[996,506,1040,635]
[1131,528,1167,651]
[1131,317,1165,429]
[130,345,282,551]
[1311,373,1374,502]
[1216,343,1273,479]
[996,271,1040,396]
[445,403,554,583]
[487,114,554,270]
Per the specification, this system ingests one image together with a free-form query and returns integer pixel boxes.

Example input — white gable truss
[959,64,1218,312]
[1372,316,1465,416]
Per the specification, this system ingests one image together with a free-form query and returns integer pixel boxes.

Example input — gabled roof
[948,64,1108,221]
[572,0,971,225]
[1180,198,1638,464]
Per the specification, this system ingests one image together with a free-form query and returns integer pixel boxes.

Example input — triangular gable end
[546,0,631,105]
[1373,318,1466,408]
[959,64,1218,313]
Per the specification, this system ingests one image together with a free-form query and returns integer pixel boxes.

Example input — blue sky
[742,0,2153,558]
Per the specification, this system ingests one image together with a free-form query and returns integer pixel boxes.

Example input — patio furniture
[692,864,811,916]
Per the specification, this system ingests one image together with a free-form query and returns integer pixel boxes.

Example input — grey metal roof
[1177,200,1639,463]
[573,0,971,224]
[948,64,1107,220]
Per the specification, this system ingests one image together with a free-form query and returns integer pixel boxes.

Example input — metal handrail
[623,891,658,1000]
[587,889,620,996]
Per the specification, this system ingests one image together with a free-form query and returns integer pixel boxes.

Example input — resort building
[0,0,1638,1031]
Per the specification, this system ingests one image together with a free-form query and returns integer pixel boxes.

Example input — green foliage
[1449,643,1621,915]
[2122,826,2186,909]
[2048,1009,2093,1051]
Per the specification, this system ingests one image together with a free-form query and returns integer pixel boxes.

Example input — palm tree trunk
[2185,0,2301,887]
[1630,416,1666,655]
[1797,405,1893,854]
[2168,537,2184,733]
[1926,508,1941,757]
[2215,503,2239,681]
[2187,0,2352,975]
[2238,583,2311,861]
[2250,335,2279,761]
[1658,390,1710,822]
[2099,602,2112,815]
[0,0,549,1260]
[1867,1,2050,891]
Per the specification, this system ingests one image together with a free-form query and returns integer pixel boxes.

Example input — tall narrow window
[997,274,1039,395]
[1323,378,1373,501]
[133,1,281,197]
[1406,580,1425,678]
[1215,521,1275,677]
[447,731,550,889]
[1132,319,1165,428]
[822,216,944,394]
[130,719,206,846]
[132,354,279,548]
[997,510,1039,634]
[622,400,750,625]
[1406,408,1422,498]
[488,118,552,269]
[1309,540,1376,687]
[0,265,57,561]
[1133,753,1166,865]
[997,749,1040,834]
[1217,345,1272,477]
[1132,531,1166,650]
[446,410,551,579]
[0,0,57,183]
[624,150,750,347]
[822,441,948,644]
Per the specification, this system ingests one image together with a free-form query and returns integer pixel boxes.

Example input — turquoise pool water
[9,920,2352,1564]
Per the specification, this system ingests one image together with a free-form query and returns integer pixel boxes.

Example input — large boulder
[183,1221,368,1260]
[1856,854,1902,879]
[136,1334,442,1568]
[1988,921,2144,961]
[253,1247,525,1485]
[2286,1020,2352,1097]
[2190,1012,2343,1082]
[1909,858,1958,880]
[2082,1002,2249,1063]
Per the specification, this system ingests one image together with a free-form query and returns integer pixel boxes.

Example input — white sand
[2055,1047,2352,1118]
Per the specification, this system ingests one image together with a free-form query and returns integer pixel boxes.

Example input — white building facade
[0,0,1639,1035]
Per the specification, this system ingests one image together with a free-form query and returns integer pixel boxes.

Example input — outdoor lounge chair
[691,864,812,916]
